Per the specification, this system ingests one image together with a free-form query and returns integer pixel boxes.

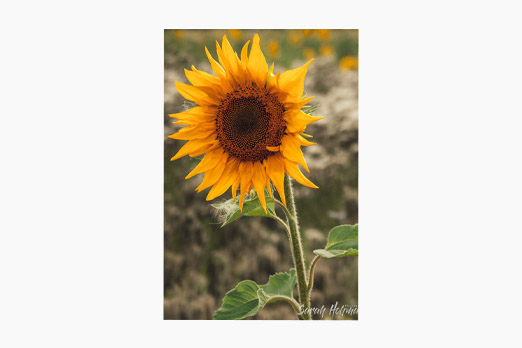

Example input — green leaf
[313,224,358,258]
[218,194,276,227]
[214,269,297,320]
[213,280,261,320]
[302,104,320,115]
[260,269,297,299]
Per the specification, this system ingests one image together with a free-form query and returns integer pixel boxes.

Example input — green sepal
[301,104,320,115]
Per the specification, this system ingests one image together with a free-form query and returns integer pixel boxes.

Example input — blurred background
[164,29,358,320]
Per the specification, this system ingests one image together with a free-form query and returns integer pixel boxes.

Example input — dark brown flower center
[215,84,286,162]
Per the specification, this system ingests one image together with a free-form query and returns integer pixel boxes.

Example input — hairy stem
[273,199,294,222]
[272,215,291,238]
[307,255,320,296]
[284,174,311,320]
[268,295,302,314]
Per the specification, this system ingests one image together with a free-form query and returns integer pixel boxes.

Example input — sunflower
[168,34,323,212]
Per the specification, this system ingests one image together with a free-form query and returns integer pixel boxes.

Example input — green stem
[268,295,302,314]
[307,255,320,296]
[272,215,291,238]
[273,199,293,221]
[284,174,311,320]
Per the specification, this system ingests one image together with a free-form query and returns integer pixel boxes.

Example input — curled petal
[281,134,309,172]
[279,59,314,100]
[285,160,318,189]
[285,109,324,133]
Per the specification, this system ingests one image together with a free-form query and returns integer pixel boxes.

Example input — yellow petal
[285,109,324,133]
[285,95,314,107]
[195,142,219,157]
[185,147,225,179]
[206,157,240,201]
[172,117,215,127]
[169,107,216,122]
[280,134,309,172]
[266,146,280,152]
[186,67,219,85]
[279,59,314,99]
[168,130,214,141]
[240,40,250,65]
[232,175,240,202]
[238,161,253,211]
[265,165,273,199]
[184,67,222,93]
[171,138,214,161]
[252,161,267,213]
[247,34,268,87]
[205,46,226,78]
[285,160,318,189]
[215,41,224,65]
[196,158,227,192]
[265,62,275,87]
[175,81,218,106]
[231,175,240,201]
[172,118,214,127]
[191,65,232,93]
[197,85,225,101]
[220,35,244,84]
[215,41,228,74]
[168,124,215,140]
[267,70,281,92]
[266,154,286,205]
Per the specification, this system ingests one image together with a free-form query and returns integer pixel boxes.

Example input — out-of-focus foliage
[164,29,358,320]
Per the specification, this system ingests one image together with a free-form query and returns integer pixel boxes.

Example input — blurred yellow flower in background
[320,44,333,56]
[228,29,242,40]
[301,29,313,37]
[303,47,315,60]
[339,56,358,71]
[289,32,302,46]
[267,39,280,59]
[173,29,184,39]
[317,29,330,40]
